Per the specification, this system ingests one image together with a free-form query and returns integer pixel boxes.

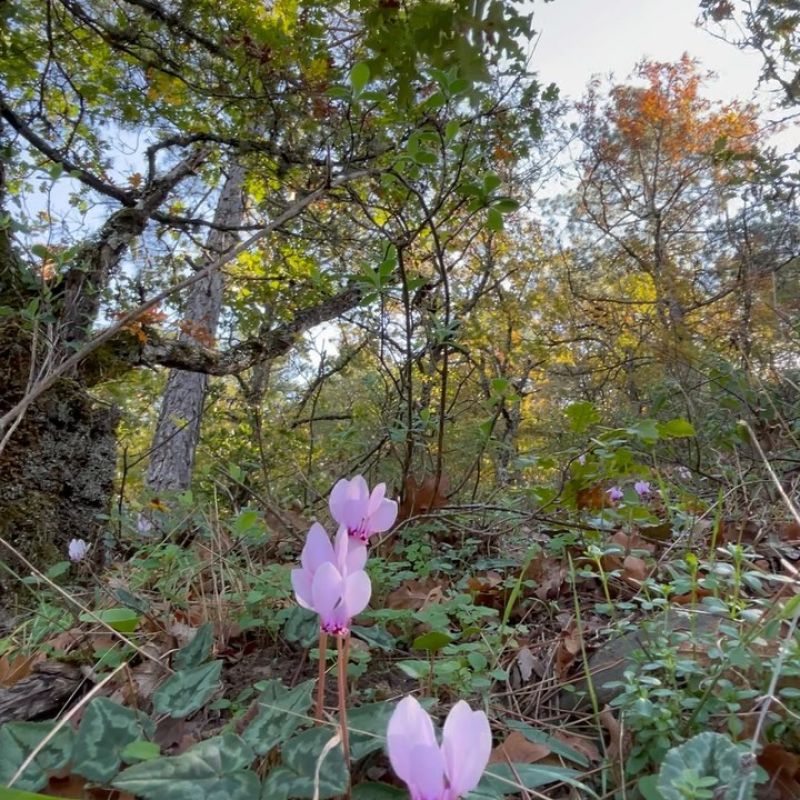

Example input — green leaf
[412,149,438,166]
[486,207,504,231]
[483,173,502,193]
[173,622,214,670]
[241,679,313,756]
[352,783,406,800]
[260,727,347,800]
[565,400,600,433]
[281,606,320,648]
[444,120,460,141]
[48,163,64,180]
[232,509,262,537]
[120,740,161,763]
[657,732,756,800]
[657,418,696,438]
[79,607,140,633]
[0,722,74,792]
[492,198,519,213]
[347,701,396,761]
[350,625,396,651]
[152,660,223,718]
[113,734,258,800]
[629,418,660,445]
[638,775,667,800]
[350,62,371,96]
[72,698,155,783]
[476,764,589,799]
[396,660,429,680]
[411,631,452,652]
[0,788,70,800]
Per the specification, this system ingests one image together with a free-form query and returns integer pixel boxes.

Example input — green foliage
[261,726,348,800]
[0,722,74,792]
[241,679,314,756]
[72,698,155,783]
[173,623,214,671]
[113,734,260,800]
[658,733,758,800]
[152,661,224,719]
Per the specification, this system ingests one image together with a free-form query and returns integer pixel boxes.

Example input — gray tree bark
[145,162,246,492]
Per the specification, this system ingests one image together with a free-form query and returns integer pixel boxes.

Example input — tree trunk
[0,145,205,594]
[145,163,246,493]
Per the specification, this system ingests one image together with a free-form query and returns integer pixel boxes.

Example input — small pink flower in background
[387,696,491,800]
[634,480,652,498]
[68,539,88,563]
[330,475,398,543]
[606,486,624,503]
[291,523,371,636]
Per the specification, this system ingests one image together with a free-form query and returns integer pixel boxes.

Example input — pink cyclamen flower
[387,696,491,800]
[606,486,624,503]
[291,522,371,636]
[330,475,398,543]
[634,480,652,498]
[68,539,88,562]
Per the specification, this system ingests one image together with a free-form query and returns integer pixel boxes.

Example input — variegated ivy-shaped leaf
[260,726,347,800]
[0,721,74,792]
[113,733,259,800]
[72,697,156,783]
[241,679,313,756]
[173,622,214,671]
[152,660,223,718]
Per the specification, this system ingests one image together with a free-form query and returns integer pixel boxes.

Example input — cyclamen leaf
[260,726,347,800]
[152,660,223,718]
[72,697,155,783]
[241,679,313,756]
[173,622,214,670]
[113,734,258,800]
[0,722,74,792]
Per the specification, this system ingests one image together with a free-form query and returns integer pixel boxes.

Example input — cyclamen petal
[311,561,344,628]
[441,701,492,799]
[68,539,88,563]
[342,570,371,619]
[302,522,336,572]
[408,743,447,800]
[367,497,398,534]
[330,476,369,531]
[387,696,439,784]
[290,568,314,609]
[387,696,491,800]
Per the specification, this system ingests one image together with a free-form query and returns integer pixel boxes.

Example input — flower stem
[337,634,351,796]
[316,631,328,723]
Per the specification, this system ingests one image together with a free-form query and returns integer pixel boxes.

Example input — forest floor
[1,490,800,800]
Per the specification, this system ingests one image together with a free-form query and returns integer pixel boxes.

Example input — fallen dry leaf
[622,555,648,583]
[0,652,44,688]
[554,619,582,680]
[599,705,628,765]
[386,578,446,611]
[398,474,449,520]
[758,743,800,800]
[553,731,601,764]
[489,731,550,764]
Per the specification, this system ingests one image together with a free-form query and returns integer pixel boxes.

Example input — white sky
[531,0,772,105]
